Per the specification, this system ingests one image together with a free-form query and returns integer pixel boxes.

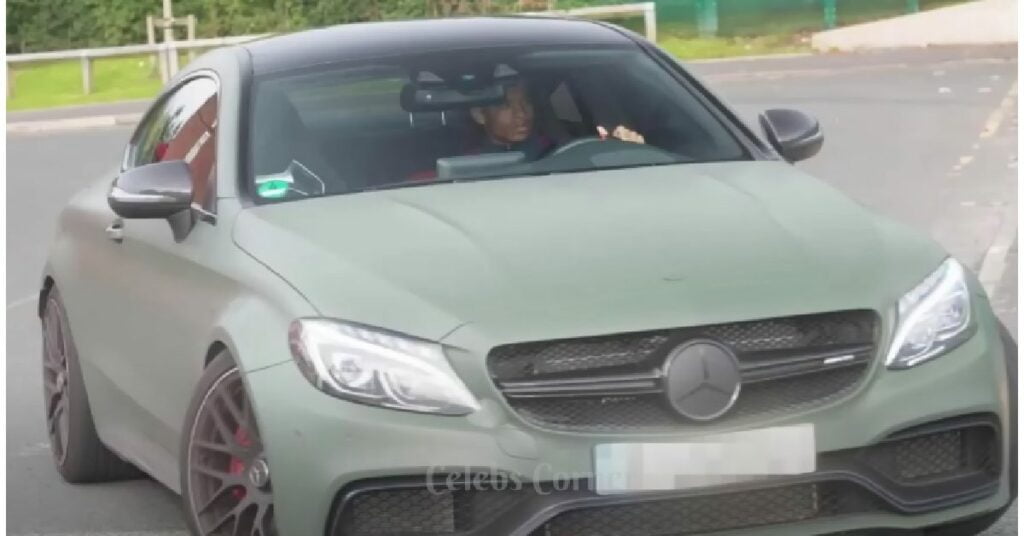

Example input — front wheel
[181,352,276,536]
[41,286,140,483]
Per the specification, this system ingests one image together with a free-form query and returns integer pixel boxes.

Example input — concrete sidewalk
[6,101,149,134]
[812,0,1017,51]
[7,100,149,123]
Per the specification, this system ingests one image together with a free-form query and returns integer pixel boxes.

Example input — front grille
[330,420,1000,536]
[509,366,866,432]
[533,482,881,536]
[489,311,878,432]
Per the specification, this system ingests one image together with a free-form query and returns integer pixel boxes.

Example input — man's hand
[597,125,645,144]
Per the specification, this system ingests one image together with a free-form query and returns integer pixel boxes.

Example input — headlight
[886,258,975,369]
[288,318,480,415]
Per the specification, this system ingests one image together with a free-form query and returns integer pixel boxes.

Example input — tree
[5,0,513,53]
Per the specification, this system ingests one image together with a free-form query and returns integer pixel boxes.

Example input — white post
[163,0,179,76]
[147,14,165,79]
[643,2,656,42]
[159,42,170,83]
[187,15,197,63]
[80,53,92,94]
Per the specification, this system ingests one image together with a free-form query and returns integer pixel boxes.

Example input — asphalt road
[6,45,1018,535]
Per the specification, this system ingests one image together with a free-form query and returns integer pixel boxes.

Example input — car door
[74,75,233,483]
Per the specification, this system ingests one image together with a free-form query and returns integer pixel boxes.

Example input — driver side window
[126,77,219,212]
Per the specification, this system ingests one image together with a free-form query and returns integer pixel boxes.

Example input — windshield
[248,45,749,202]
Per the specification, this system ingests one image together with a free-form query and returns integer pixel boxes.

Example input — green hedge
[7,0,971,53]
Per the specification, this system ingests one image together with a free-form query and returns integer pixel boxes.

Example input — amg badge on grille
[664,340,742,421]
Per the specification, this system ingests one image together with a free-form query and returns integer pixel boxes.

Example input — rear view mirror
[400,66,518,112]
[758,109,824,163]
[401,83,505,112]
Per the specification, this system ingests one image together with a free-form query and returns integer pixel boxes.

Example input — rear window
[248,45,748,202]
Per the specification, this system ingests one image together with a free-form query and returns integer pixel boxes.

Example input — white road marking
[979,201,1018,297]
[980,81,1017,139]
[938,86,952,94]
[7,294,36,310]
[974,81,1019,297]
[14,442,50,458]
[978,87,993,93]
[953,154,975,171]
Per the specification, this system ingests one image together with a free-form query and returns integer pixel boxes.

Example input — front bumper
[245,308,1014,536]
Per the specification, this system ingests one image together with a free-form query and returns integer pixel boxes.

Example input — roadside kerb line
[978,201,1018,297]
[974,81,1018,297]
[980,80,1017,139]
[704,56,1014,84]
[6,113,143,134]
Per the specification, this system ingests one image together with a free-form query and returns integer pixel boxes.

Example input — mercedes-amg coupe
[40,17,1016,536]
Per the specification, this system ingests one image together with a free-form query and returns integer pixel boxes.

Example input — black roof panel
[243,17,635,74]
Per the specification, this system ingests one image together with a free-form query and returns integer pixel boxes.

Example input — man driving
[468,80,645,159]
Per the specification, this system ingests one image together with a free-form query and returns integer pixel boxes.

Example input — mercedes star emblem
[663,340,742,421]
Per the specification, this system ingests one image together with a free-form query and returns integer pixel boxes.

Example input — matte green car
[39,17,1016,536]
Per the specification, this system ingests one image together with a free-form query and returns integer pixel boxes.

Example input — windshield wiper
[511,160,688,179]
[360,178,459,192]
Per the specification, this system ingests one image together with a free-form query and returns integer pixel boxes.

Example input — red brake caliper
[229,426,252,499]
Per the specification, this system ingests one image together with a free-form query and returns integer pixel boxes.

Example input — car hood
[233,161,945,346]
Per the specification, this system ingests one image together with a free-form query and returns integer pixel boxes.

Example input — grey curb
[7,113,143,134]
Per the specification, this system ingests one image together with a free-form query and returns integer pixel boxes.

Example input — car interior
[250,49,743,199]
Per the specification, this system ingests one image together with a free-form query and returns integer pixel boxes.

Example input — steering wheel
[548,136,607,158]
[539,135,685,171]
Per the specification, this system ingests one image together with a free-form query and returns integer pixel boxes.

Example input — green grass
[660,34,810,60]
[8,54,171,111]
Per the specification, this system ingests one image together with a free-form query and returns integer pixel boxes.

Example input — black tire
[181,351,276,536]
[41,286,141,483]
[922,321,1017,536]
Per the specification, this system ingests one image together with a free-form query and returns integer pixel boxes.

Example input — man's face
[473,83,535,144]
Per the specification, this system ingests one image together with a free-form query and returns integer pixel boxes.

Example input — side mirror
[108,160,195,241]
[108,161,193,219]
[758,109,824,163]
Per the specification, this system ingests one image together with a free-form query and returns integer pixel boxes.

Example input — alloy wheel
[42,297,71,465]
[187,368,275,536]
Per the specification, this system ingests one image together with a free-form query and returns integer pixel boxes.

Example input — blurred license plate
[594,424,816,494]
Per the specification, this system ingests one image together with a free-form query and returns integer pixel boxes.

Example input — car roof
[242,16,637,75]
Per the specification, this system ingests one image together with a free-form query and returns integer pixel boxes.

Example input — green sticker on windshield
[255,172,294,199]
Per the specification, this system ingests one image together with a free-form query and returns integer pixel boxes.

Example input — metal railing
[6,34,267,98]
[6,3,655,98]
[527,2,657,40]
